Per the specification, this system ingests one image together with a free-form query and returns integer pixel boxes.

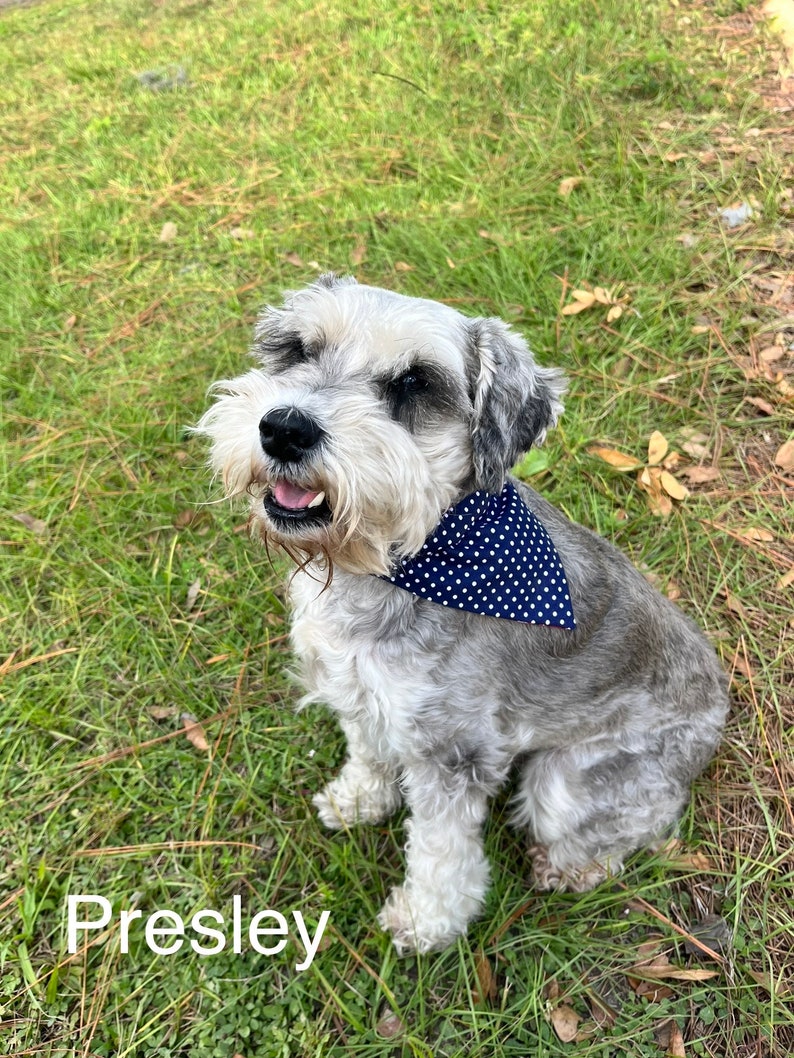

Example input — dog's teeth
[307,491,326,508]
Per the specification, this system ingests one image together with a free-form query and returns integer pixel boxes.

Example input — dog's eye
[382,363,450,429]
[390,368,430,398]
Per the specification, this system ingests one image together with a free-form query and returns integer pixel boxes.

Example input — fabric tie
[383,482,576,628]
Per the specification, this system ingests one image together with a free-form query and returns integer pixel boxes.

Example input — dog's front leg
[378,761,491,954]
[313,715,402,829]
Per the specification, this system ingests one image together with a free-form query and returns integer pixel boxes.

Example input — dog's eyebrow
[256,330,316,369]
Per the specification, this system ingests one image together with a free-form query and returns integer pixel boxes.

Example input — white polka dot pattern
[384,482,576,628]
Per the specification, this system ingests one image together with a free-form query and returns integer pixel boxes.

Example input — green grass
[1,0,793,1054]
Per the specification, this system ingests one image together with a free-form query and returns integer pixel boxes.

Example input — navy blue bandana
[383,482,576,628]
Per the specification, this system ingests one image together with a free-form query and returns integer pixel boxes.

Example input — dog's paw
[313,770,401,829]
[529,844,609,892]
[378,886,463,955]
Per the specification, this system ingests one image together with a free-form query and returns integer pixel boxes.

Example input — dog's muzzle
[259,407,331,528]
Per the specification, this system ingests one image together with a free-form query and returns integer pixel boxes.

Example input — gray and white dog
[197,274,727,954]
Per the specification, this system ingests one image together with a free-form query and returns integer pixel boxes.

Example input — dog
[197,274,728,954]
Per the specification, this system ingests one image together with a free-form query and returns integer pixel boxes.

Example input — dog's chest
[288,570,444,760]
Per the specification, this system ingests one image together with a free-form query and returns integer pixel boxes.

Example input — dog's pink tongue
[273,481,321,509]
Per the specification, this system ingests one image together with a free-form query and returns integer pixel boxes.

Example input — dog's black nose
[259,407,324,462]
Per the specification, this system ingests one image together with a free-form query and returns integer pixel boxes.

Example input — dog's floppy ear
[468,318,566,494]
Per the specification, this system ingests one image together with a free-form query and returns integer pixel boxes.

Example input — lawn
[1,0,792,1055]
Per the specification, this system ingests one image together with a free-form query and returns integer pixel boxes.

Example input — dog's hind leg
[313,715,402,829]
[512,730,707,891]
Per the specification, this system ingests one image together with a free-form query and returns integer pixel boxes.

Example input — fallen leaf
[638,466,673,516]
[779,567,794,589]
[774,438,794,470]
[666,850,715,871]
[558,176,584,196]
[575,1020,598,1041]
[174,508,197,529]
[745,396,776,415]
[648,430,670,466]
[550,1004,580,1043]
[186,578,202,612]
[683,914,733,958]
[12,512,47,535]
[181,712,210,752]
[588,445,643,471]
[64,313,77,331]
[148,705,177,720]
[159,221,178,243]
[655,1020,686,1056]
[724,590,749,619]
[375,1009,405,1038]
[229,227,255,240]
[473,950,497,1004]
[394,261,414,272]
[679,429,711,460]
[662,450,682,471]
[350,240,367,266]
[679,466,720,484]
[606,304,624,322]
[747,967,787,996]
[759,345,785,362]
[562,289,597,315]
[284,252,304,267]
[660,471,689,501]
[738,526,775,542]
[593,286,613,304]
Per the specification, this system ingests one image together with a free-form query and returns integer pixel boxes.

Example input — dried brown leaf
[655,1019,687,1057]
[659,471,689,501]
[606,304,624,322]
[562,289,598,315]
[550,1004,580,1043]
[774,438,794,470]
[679,429,711,460]
[558,176,584,196]
[12,512,47,535]
[631,965,720,982]
[181,713,210,752]
[186,578,202,612]
[588,446,643,471]
[679,466,720,484]
[759,345,785,362]
[148,706,177,720]
[648,430,670,466]
[738,526,775,542]
[745,396,776,415]
[473,950,497,1004]
[159,221,178,243]
[375,1009,405,1039]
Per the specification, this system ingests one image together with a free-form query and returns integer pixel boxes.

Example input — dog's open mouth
[263,479,332,528]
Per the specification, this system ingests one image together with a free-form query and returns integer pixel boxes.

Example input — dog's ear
[468,318,566,494]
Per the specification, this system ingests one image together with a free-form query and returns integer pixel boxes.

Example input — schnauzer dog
[197,274,727,954]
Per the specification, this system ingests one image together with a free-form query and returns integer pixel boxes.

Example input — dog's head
[197,275,565,575]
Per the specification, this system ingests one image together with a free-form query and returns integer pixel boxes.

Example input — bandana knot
[383,482,575,628]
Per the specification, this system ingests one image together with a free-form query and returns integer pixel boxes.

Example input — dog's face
[198,275,565,575]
